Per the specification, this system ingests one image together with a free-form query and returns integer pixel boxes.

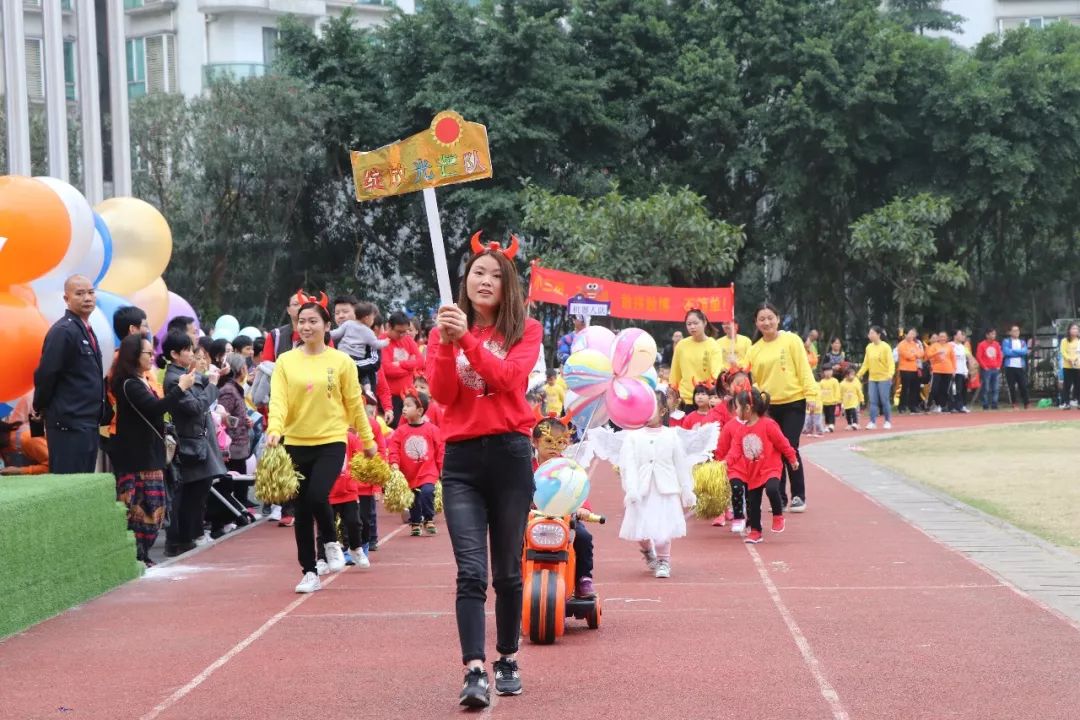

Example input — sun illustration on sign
[431,111,465,147]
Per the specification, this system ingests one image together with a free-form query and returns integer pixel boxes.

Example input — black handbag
[177,431,208,463]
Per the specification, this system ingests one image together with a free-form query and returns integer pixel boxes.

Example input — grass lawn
[861,421,1080,554]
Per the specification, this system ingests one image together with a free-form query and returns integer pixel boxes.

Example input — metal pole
[2,0,32,175]
[42,0,70,181]
[77,0,104,203]
[105,0,130,196]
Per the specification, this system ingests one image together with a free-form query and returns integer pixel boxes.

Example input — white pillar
[42,0,70,181]
[77,0,104,204]
[2,1,32,175]
[105,0,129,196]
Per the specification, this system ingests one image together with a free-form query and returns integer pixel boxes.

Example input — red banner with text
[528,262,734,323]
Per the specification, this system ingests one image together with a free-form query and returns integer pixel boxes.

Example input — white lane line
[747,545,850,720]
[140,524,407,720]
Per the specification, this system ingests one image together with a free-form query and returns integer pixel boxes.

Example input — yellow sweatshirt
[819,377,841,405]
[746,331,817,405]
[857,341,896,382]
[717,334,753,369]
[268,347,375,448]
[1061,338,1080,370]
[840,378,864,410]
[670,337,723,404]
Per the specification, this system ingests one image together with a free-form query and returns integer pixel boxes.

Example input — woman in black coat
[161,330,228,549]
[112,333,194,565]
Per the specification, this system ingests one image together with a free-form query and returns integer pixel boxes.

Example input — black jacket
[164,364,227,483]
[33,310,107,430]
[112,376,186,474]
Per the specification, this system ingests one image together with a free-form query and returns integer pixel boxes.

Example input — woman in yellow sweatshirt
[267,295,377,594]
[745,303,817,512]
[856,326,896,430]
[1061,322,1080,408]
[669,309,723,411]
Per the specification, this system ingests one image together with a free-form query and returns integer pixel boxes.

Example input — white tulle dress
[616,426,696,544]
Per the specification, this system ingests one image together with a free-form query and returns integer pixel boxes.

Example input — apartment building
[938,0,1080,45]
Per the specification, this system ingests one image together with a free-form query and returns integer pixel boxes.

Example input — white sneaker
[730,519,746,534]
[324,541,346,572]
[194,532,211,547]
[960,407,971,414]
[269,505,282,522]
[1071,401,1079,409]
[316,559,329,576]
[640,547,658,571]
[865,422,877,430]
[931,407,943,414]
[222,523,237,533]
[356,551,371,569]
[295,572,321,593]
[883,421,892,429]
[654,560,671,579]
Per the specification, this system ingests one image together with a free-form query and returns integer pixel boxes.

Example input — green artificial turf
[0,474,142,639]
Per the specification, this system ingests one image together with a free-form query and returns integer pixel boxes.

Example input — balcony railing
[203,63,269,84]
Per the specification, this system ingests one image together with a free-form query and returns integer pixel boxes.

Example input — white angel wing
[568,426,625,468]
[674,422,720,466]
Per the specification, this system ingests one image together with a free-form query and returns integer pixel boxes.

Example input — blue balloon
[0,402,13,419]
[95,290,131,343]
[92,212,113,287]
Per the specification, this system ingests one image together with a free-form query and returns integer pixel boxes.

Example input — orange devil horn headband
[295,288,329,310]
[470,230,520,260]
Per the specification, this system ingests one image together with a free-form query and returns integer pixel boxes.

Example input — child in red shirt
[328,409,388,568]
[724,387,798,544]
[389,389,444,536]
[680,383,716,429]
[413,375,445,428]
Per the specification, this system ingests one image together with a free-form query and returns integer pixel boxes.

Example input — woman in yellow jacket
[745,303,817,512]
[1061,322,1080,408]
[669,309,723,412]
[857,326,896,430]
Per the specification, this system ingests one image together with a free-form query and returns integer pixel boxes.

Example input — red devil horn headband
[295,288,329,310]
[470,230,520,260]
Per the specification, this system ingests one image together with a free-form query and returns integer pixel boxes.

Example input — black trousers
[747,478,783,532]
[1004,366,1029,407]
[823,404,837,427]
[364,495,379,544]
[930,373,952,409]
[952,374,968,410]
[844,408,859,426]
[574,523,594,579]
[900,370,922,412]
[178,477,211,543]
[226,458,254,507]
[730,478,747,520]
[332,500,363,550]
[408,482,437,524]
[46,424,99,474]
[285,443,347,575]
[767,400,806,504]
[442,433,534,665]
[389,395,404,429]
[1064,368,1080,404]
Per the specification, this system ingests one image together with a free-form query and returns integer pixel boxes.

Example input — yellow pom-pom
[254,444,301,505]
[434,481,443,515]
[350,453,392,487]
[382,469,414,513]
[692,461,731,519]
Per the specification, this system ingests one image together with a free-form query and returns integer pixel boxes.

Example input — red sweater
[388,421,444,489]
[680,409,714,429]
[717,419,749,481]
[384,335,422,395]
[426,319,543,442]
[723,416,797,490]
[330,427,382,504]
[425,399,445,429]
[976,340,1003,371]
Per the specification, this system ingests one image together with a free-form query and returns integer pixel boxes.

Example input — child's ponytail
[734,386,770,417]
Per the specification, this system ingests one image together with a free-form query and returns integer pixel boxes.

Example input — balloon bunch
[562,326,659,430]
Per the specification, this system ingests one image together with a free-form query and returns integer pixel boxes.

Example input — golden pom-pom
[335,514,345,546]
[692,461,731,519]
[254,444,301,505]
[350,453,392,487]
[434,481,443,514]
[382,469,414,513]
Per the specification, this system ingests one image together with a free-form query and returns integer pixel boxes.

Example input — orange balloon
[0,176,71,286]
[129,276,169,333]
[0,292,51,400]
[10,284,37,305]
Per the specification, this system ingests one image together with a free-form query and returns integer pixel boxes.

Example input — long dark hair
[684,309,717,338]
[458,250,526,350]
[113,333,148,395]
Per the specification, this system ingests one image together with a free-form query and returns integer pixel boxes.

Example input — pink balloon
[610,327,658,377]
[154,291,200,348]
[571,325,616,355]
[605,376,657,429]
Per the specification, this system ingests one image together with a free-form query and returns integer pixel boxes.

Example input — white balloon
[34,176,95,279]
[238,326,261,340]
[72,224,108,284]
[89,308,116,378]
[36,286,68,324]
[213,314,240,342]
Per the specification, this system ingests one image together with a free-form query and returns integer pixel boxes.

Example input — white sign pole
[423,187,455,307]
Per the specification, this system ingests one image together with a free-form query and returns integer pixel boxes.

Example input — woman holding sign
[427,234,543,708]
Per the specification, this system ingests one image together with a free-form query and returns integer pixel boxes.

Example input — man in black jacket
[32,275,108,474]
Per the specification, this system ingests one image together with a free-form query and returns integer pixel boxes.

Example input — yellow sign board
[350,110,493,202]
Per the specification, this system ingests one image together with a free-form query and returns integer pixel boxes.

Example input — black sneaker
[459,667,490,708]
[492,657,522,696]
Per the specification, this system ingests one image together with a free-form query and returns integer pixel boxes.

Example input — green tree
[884,0,964,35]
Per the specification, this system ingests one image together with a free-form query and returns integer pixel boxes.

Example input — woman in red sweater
[427,241,542,708]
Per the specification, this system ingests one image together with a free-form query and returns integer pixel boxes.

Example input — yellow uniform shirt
[670,337,723,404]
[857,341,896,382]
[746,331,817,405]
[543,382,566,416]
[268,347,375,448]
[1061,338,1080,370]
[716,334,753,369]
[819,377,841,405]
[840,378,864,410]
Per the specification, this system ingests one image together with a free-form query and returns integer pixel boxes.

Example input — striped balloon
[533,457,591,516]
[563,349,613,392]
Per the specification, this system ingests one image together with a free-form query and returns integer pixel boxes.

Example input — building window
[64,40,77,100]
[127,38,146,98]
[1026,17,1058,29]
[124,0,144,8]
[25,38,44,100]
[262,27,279,66]
[62,0,73,10]
[127,34,177,98]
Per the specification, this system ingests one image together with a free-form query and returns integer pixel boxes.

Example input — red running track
[2,409,1080,719]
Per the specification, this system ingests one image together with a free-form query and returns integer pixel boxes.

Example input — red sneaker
[711,515,726,527]
[279,516,295,528]
[744,530,763,544]
[771,515,785,533]
[725,508,734,521]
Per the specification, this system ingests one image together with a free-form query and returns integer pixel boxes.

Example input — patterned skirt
[116,470,167,555]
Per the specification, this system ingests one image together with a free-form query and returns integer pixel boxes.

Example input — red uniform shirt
[383,334,422,396]
[717,419,749,481]
[330,423,389,503]
[724,416,797,490]
[976,340,1003,371]
[388,421,444,489]
[426,320,543,443]
[680,410,714,429]
[425,399,445,429]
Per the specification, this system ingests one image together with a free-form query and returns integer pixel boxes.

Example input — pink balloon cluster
[563,326,658,430]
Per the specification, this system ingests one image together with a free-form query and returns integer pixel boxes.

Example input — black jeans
[1064,368,1080,405]
[730,478,747,520]
[442,433,534,665]
[178,477,211,543]
[358,495,375,549]
[285,443,346,575]
[574,523,594,579]
[389,395,404,429]
[747,478,783,532]
[332,500,362,550]
[951,375,968,410]
[1004,366,1029,408]
[823,404,837,428]
[931,373,952,409]
[767,400,806,504]
[408,482,437,524]
[46,424,99,474]
[900,370,922,412]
